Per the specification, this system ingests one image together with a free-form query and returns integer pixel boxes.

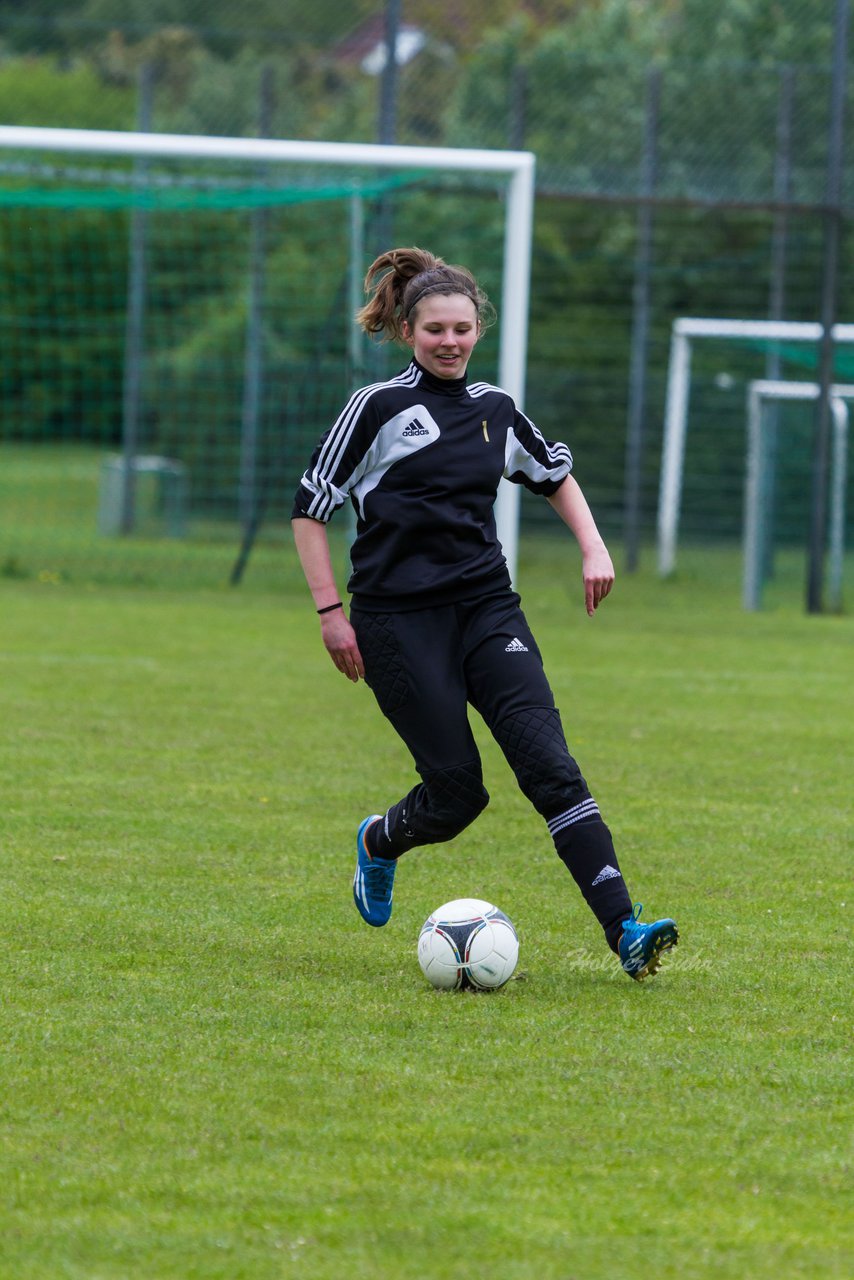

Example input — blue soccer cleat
[353,814,396,927]
[618,903,679,981]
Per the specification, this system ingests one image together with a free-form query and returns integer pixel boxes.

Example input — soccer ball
[417,898,519,992]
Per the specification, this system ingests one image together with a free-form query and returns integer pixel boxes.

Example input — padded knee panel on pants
[418,760,489,839]
[384,759,489,853]
[492,706,589,817]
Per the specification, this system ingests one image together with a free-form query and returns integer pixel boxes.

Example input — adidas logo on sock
[505,637,529,652]
[592,864,622,886]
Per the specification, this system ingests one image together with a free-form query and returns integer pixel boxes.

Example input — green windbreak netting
[0,170,424,210]
[742,338,854,381]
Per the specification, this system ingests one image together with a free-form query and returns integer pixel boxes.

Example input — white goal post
[0,124,535,582]
[744,379,850,612]
[657,317,854,576]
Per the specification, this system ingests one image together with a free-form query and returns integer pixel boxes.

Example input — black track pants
[351,592,633,945]
[353,592,556,774]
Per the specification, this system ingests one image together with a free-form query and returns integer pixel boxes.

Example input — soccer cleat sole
[630,925,679,982]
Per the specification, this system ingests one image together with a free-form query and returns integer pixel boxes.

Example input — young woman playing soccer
[292,247,678,981]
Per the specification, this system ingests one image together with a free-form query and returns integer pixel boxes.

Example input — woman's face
[402,293,480,380]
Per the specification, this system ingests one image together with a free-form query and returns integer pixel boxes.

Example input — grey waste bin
[98,455,188,538]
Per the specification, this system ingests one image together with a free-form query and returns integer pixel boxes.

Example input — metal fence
[0,3,851,606]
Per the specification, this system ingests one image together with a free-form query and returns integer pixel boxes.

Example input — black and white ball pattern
[418,898,519,991]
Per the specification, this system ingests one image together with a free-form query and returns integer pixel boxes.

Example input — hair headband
[405,280,477,318]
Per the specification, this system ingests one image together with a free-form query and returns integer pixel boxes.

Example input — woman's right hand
[321,610,365,683]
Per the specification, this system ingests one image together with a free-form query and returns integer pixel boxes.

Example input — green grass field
[1,538,851,1279]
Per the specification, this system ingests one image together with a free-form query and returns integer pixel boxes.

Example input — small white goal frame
[657,317,854,576]
[0,125,536,581]
[744,379,850,611]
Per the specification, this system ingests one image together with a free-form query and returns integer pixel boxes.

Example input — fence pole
[238,63,274,537]
[762,65,795,582]
[624,65,661,572]
[120,62,153,535]
[346,192,366,551]
[373,0,400,258]
[509,62,528,152]
[807,0,849,613]
[348,193,366,389]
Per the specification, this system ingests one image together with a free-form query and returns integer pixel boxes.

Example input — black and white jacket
[292,358,573,612]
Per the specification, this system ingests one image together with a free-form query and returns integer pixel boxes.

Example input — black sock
[366,814,399,860]
[550,813,633,952]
